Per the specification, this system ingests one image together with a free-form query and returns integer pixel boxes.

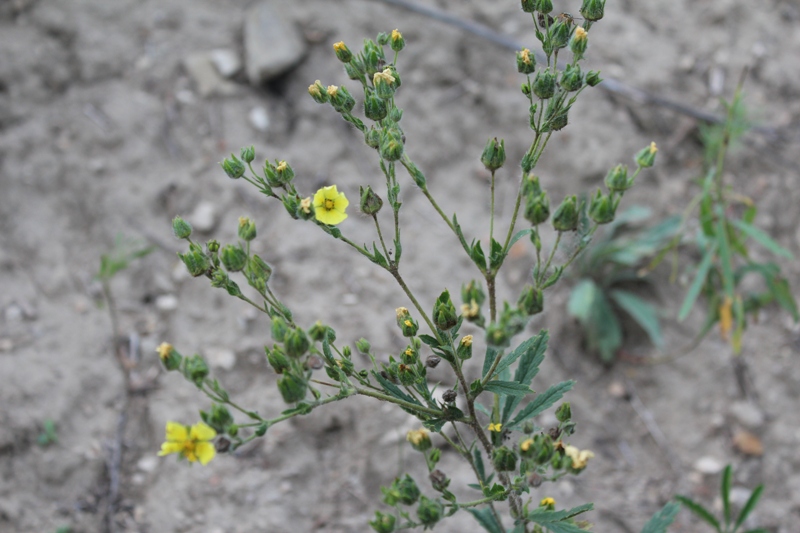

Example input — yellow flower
[649,141,658,154]
[460,335,473,348]
[373,68,396,87]
[488,422,502,433]
[333,41,347,53]
[156,342,173,361]
[391,29,402,41]
[300,197,312,214]
[313,185,349,225]
[564,444,594,470]
[573,26,587,41]
[158,422,217,465]
[520,438,534,453]
[540,497,556,507]
[326,85,339,97]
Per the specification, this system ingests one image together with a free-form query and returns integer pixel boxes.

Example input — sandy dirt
[2,0,800,532]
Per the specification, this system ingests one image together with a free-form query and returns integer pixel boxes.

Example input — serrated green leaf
[641,501,680,533]
[373,371,421,406]
[474,448,486,484]
[467,507,504,533]
[490,238,505,270]
[509,228,534,249]
[484,381,532,397]
[422,418,446,432]
[508,380,575,428]
[482,347,502,378]
[675,495,720,532]
[609,290,663,348]
[490,330,548,380]
[419,334,440,347]
[528,503,593,523]
[678,241,718,321]
[734,485,763,531]
[501,331,548,424]
[731,218,793,259]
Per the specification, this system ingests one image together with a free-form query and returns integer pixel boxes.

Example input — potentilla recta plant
[157,1,661,531]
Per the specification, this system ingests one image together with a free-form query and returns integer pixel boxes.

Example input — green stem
[451,493,510,509]
[373,214,393,266]
[490,170,496,244]
[389,266,438,339]
[355,386,459,420]
[538,231,562,285]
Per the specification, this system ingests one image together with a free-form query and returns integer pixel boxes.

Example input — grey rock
[694,456,724,474]
[248,106,271,132]
[183,53,239,97]
[244,2,307,85]
[188,201,218,233]
[209,48,242,78]
[729,401,765,429]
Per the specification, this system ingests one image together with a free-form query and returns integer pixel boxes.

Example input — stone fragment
[183,53,239,97]
[693,456,724,474]
[155,294,179,312]
[188,201,217,233]
[244,2,307,85]
[248,106,270,132]
[209,48,241,78]
[205,347,236,370]
[729,401,765,429]
[732,430,763,456]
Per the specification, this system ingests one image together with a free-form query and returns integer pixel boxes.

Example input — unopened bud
[369,511,396,533]
[237,216,257,241]
[552,195,580,232]
[560,64,583,92]
[240,145,255,164]
[532,70,556,99]
[285,328,310,358]
[585,70,603,87]
[183,354,209,387]
[555,402,572,422]
[456,335,473,360]
[518,285,544,316]
[359,185,384,215]
[364,90,388,121]
[277,372,307,403]
[220,244,247,272]
[172,216,192,240]
[308,80,328,104]
[416,496,443,528]
[406,428,431,451]
[332,41,353,63]
[433,290,458,331]
[156,342,182,371]
[569,26,588,59]
[356,338,372,355]
[580,0,606,21]
[635,142,658,168]
[220,154,245,179]
[266,345,290,374]
[516,48,536,74]
[390,29,405,52]
[588,189,617,224]
[492,446,518,472]
[481,137,506,172]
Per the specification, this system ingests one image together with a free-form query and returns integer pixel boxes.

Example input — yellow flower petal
[195,442,217,465]
[190,422,217,442]
[158,442,185,456]
[164,422,188,443]
[313,185,349,225]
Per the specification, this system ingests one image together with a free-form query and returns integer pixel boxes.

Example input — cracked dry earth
[2,0,800,532]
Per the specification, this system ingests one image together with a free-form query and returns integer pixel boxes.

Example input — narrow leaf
[731,219,793,259]
[467,508,504,533]
[508,380,575,428]
[641,501,680,533]
[675,495,721,531]
[716,211,735,298]
[509,228,534,249]
[609,290,664,348]
[373,371,421,406]
[501,331,548,424]
[484,381,532,397]
[482,347,501,378]
[721,464,732,527]
[734,485,763,531]
[491,330,548,380]
[528,503,593,523]
[678,241,718,321]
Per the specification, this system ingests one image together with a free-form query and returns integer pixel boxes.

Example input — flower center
[324,199,335,210]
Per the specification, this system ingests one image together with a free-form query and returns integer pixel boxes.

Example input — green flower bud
[308,80,328,104]
[569,26,588,59]
[560,64,583,92]
[521,0,537,13]
[404,160,427,189]
[237,216,257,242]
[245,254,272,289]
[481,137,506,172]
[429,469,450,493]
[156,342,182,371]
[365,127,381,149]
[604,164,632,192]
[400,345,418,365]
[400,316,419,337]
[461,280,486,306]
[240,145,255,164]
[433,290,458,331]
[332,41,353,63]
[344,59,366,83]
[364,90,388,121]
[376,31,390,46]
[635,142,658,168]
[373,68,396,100]
[220,154,245,179]
[285,328,310,358]
[362,39,385,78]
[389,474,421,505]
[406,428,432,452]
[537,0,554,13]
[207,240,220,254]
[486,323,511,348]
[359,185,384,215]
[178,250,210,277]
[327,84,356,114]
[397,363,418,386]
[548,19,574,50]
[281,193,300,220]
[172,216,193,239]
[585,70,603,87]
[308,321,328,342]
[542,102,571,132]
[183,354,209,387]
[277,372,307,403]
[369,511,396,533]
[220,244,247,272]
[390,29,405,52]
[580,0,606,21]
[416,496,443,528]
[518,285,544,316]
[356,338,371,355]
[266,345,290,374]
[524,191,550,226]
[492,446,518,472]
[532,70,556,99]
[336,357,355,376]
[271,316,289,342]
[388,105,403,122]
[521,81,533,98]
[516,48,536,74]
[200,403,234,434]
[379,129,404,162]
[588,189,618,224]
[552,195,580,232]
[555,402,572,422]
[456,335,473,360]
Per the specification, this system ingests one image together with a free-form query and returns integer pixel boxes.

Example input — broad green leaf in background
[640,501,680,533]
[609,289,664,348]
[678,240,718,321]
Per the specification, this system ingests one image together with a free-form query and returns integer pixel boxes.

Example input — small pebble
[248,106,270,132]
[189,201,217,233]
[209,48,241,78]
[155,294,179,312]
[205,347,236,370]
[342,293,358,306]
[137,455,159,473]
[729,401,765,429]
[694,456,724,474]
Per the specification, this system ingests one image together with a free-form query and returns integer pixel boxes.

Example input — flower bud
[404,159,427,189]
[456,335,473,360]
[220,244,247,272]
[532,70,556,99]
[588,189,617,225]
[397,363,417,386]
[390,29,405,52]
[604,164,632,192]
[365,127,381,149]
[277,371,307,403]
[389,474,421,505]
[442,389,457,403]
[327,84,356,114]
[540,497,556,510]
[271,316,289,342]
[480,137,506,172]
[237,216,257,241]
[552,195,580,232]
[585,70,603,86]
[492,446,518,472]
[178,250,210,277]
[429,469,450,493]
[332,41,353,63]
[537,0,554,13]
[308,321,328,342]
[400,317,419,337]
[635,142,658,168]
[416,496,443,528]
[156,342,182,371]
[406,428,431,452]
[433,290,458,331]
[183,354,209,387]
[518,285,544,316]
[200,403,234,434]
[555,402,572,422]
[516,48,536,74]
[359,185,384,215]
[245,254,272,291]
[548,19,574,50]
[285,328,310,358]
[569,26,588,59]
[281,194,300,220]
[373,68,396,100]
[580,0,606,21]
[369,511,396,533]
[220,154,245,179]
[486,323,510,348]
[379,129,404,162]
[376,31,390,46]
[240,145,255,164]
[266,345,290,374]
[364,90,388,121]
[308,80,328,104]
[345,59,366,83]
[356,338,371,355]
[521,0,537,13]
[524,191,550,226]
[560,64,583,92]
[172,216,193,239]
